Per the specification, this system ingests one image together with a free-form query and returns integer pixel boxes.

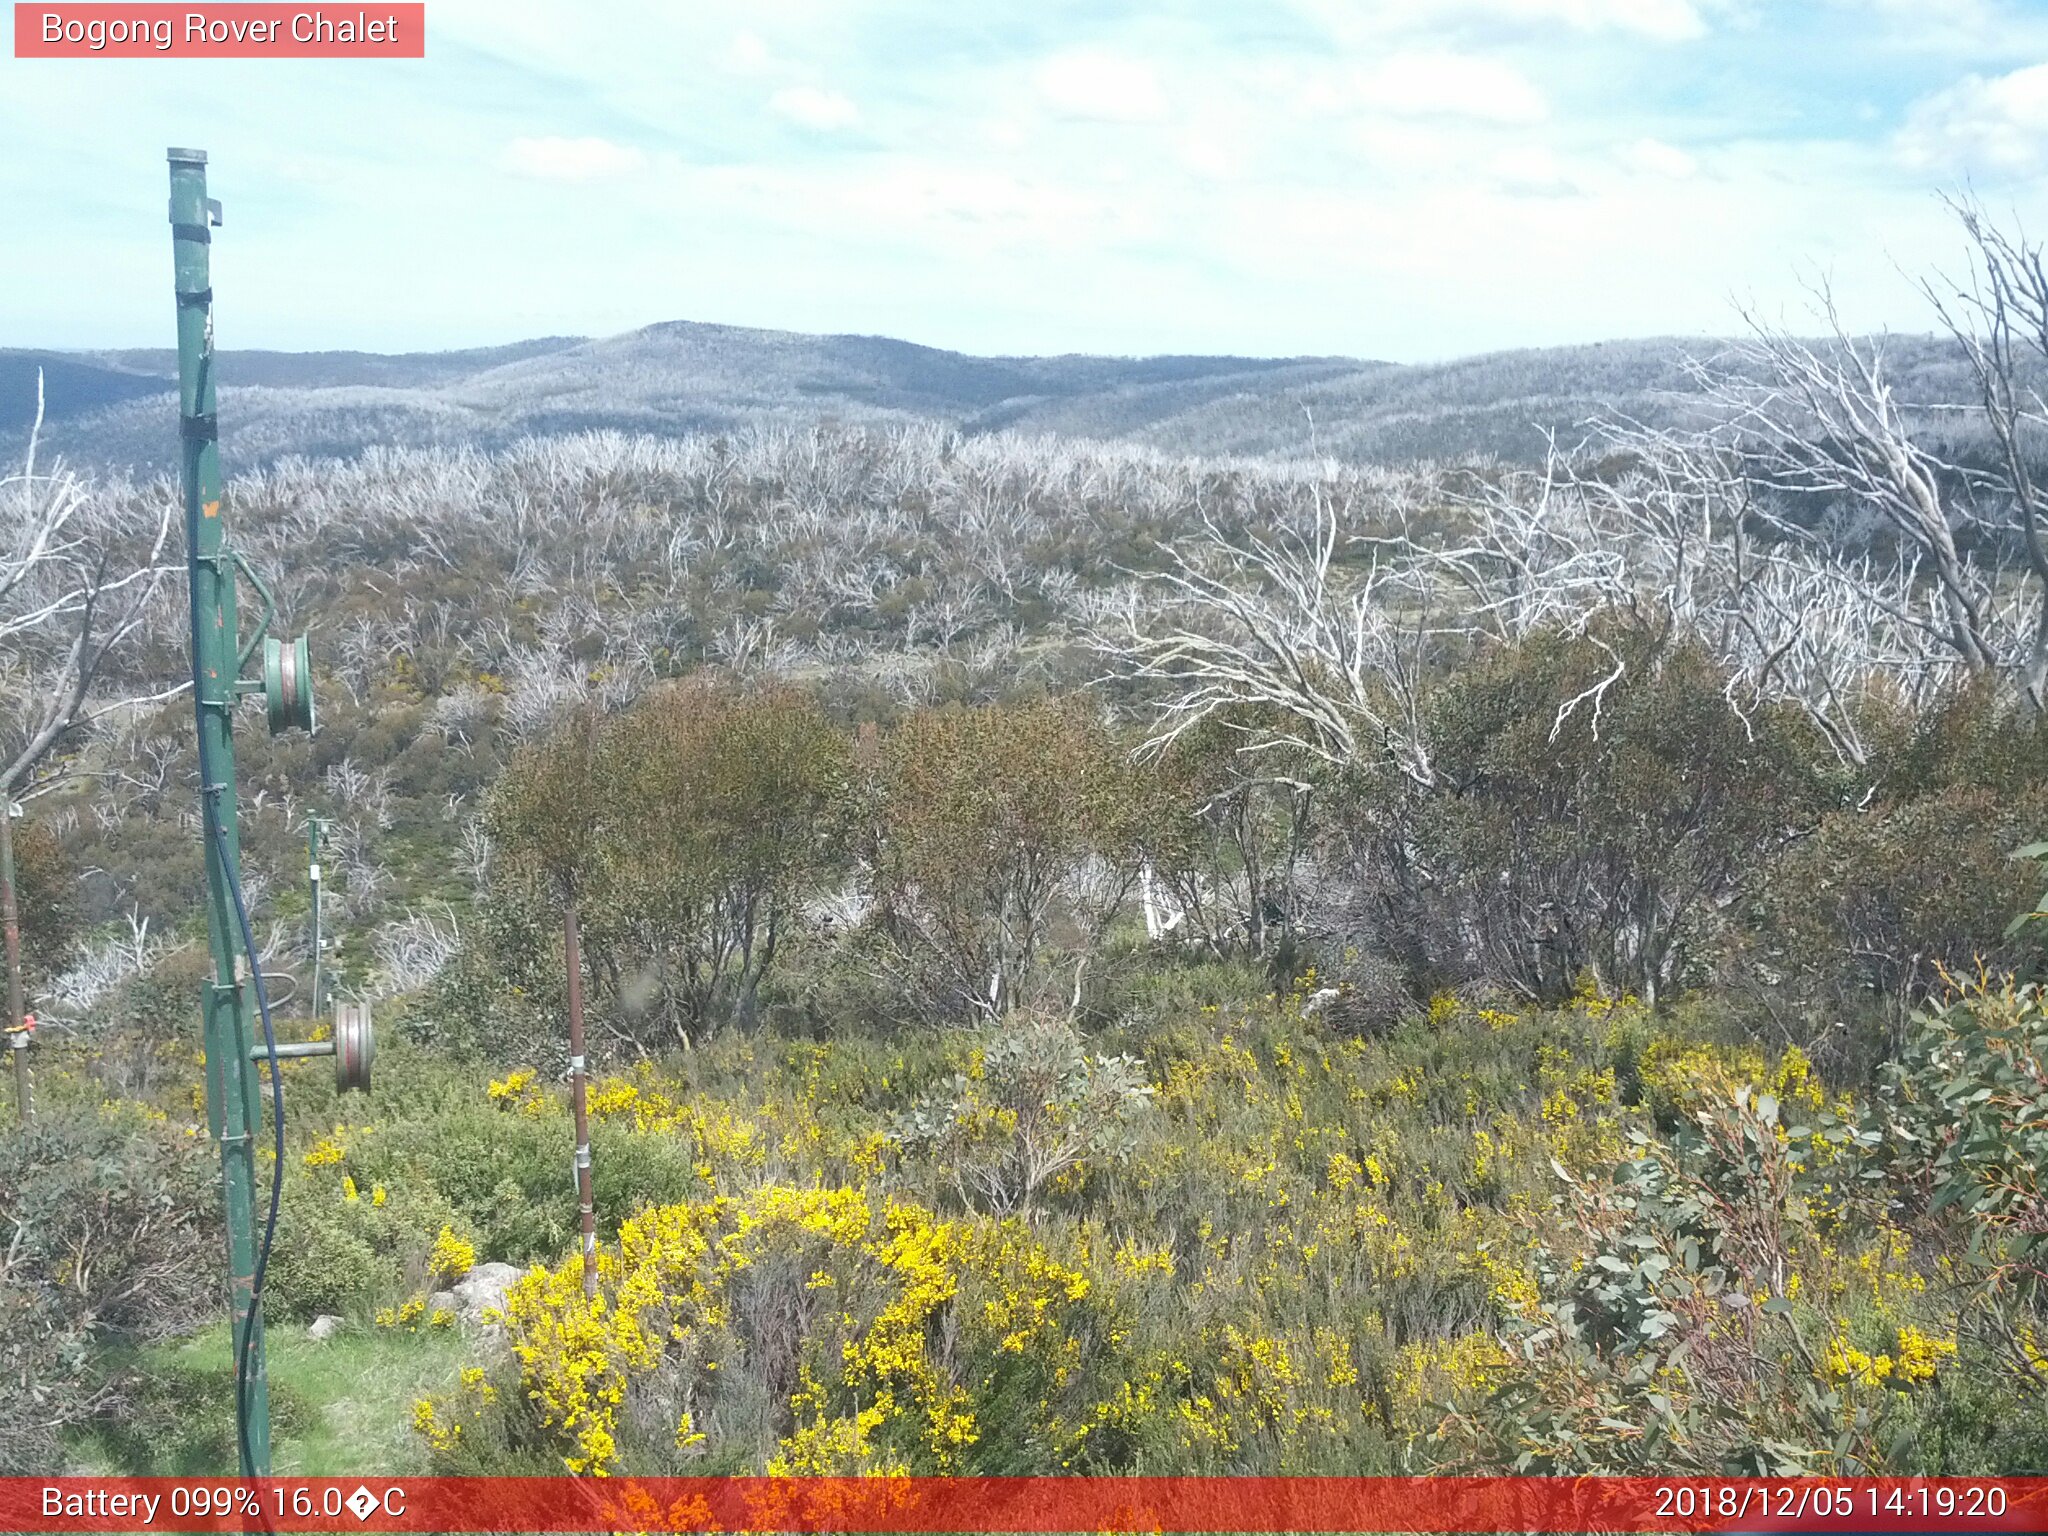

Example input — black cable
[186,511,285,1513]
[206,783,285,1500]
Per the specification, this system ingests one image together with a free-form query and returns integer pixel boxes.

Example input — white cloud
[1491,143,1573,192]
[1034,50,1170,123]
[768,85,863,131]
[1180,130,1251,182]
[1620,136,1698,177]
[1284,0,1706,46]
[1477,0,1707,41]
[1896,62,2048,174]
[1314,53,1548,124]
[721,30,776,77]
[499,136,645,182]
[1818,0,2015,58]
[697,159,1151,257]
[11,0,1985,361]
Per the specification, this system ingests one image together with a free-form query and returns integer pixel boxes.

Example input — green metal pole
[169,146,270,1477]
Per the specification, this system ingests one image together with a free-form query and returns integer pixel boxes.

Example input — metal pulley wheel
[334,1000,373,1093]
[263,633,316,735]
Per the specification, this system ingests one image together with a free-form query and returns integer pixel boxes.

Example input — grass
[72,1319,471,1477]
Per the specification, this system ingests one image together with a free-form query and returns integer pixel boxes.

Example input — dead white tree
[2,377,182,805]
[1454,420,1961,766]
[1688,287,2032,694]
[1097,492,1440,786]
[1920,192,2048,709]
[2,379,181,1088]
[372,905,462,995]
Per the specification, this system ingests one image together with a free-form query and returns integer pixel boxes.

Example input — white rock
[307,1314,345,1342]
[451,1261,524,1332]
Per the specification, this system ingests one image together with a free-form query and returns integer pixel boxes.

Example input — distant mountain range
[0,319,1972,472]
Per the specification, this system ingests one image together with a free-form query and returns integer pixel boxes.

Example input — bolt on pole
[169,146,271,1477]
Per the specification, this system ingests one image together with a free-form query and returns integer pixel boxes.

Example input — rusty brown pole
[0,803,28,1121]
[565,898,596,1298]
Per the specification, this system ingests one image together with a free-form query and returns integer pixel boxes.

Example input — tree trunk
[566,900,596,1298]
[0,804,28,1122]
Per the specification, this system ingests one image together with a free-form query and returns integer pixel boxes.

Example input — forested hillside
[7,321,1995,474]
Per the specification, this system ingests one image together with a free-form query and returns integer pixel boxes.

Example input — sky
[8,0,2048,361]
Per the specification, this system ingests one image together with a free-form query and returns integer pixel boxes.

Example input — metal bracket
[229,546,276,674]
[167,192,222,227]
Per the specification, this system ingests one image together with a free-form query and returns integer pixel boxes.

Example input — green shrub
[0,1102,219,1472]
[1137,716,1322,967]
[1865,683,2048,803]
[863,697,1147,1022]
[267,1177,403,1321]
[1439,1093,1870,1475]
[9,815,81,985]
[1416,629,1828,1004]
[1874,979,2048,1288]
[893,1013,1153,1215]
[346,1087,573,1265]
[1753,786,2048,1050]
[483,680,853,1049]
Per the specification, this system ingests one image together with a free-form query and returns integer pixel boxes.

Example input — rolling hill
[0,320,1971,472]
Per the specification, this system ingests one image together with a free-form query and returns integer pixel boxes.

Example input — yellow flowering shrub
[1824,1324,1956,1391]
[1393,1333,1513,1410]
[429,1225,476,1284]
[384,978,2036,1480]
[459,1184,1113,1477]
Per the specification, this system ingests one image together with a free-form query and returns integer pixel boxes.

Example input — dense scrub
[9,422,2048,1479]
[26,958,2046,1476]
[421,634,2047,1074]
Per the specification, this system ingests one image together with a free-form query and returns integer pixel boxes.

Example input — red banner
[13,4,424,57]
[6,1476,2048,1533]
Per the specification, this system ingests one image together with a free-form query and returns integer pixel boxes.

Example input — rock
[428,1290,458,1315]
[1298,986,1342,1018]
[451,1261,524,1333]
[307,1314,344,1342]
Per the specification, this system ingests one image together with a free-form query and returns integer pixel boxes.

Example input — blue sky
[8,0,2048,360]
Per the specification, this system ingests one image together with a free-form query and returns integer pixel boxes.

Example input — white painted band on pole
[569,1054,586,1074]
[583,1232,597,1253]
[575,1144,590,1166]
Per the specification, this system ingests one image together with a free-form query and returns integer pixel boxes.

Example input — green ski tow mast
[168,147,369,1482]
